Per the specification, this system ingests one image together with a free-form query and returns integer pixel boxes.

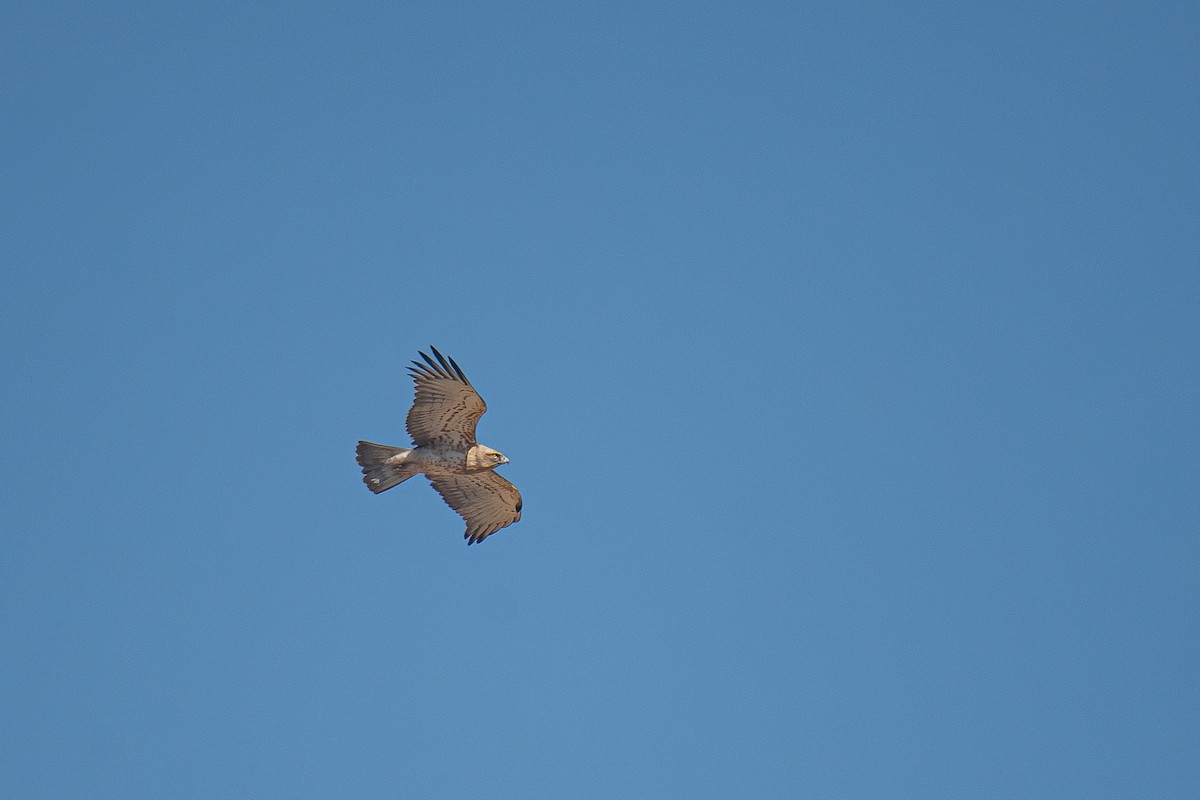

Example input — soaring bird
[356,347,522,545]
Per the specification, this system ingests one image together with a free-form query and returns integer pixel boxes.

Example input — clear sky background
[2,1,1198,797]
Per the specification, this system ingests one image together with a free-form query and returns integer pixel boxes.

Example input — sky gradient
[3,1,1198,797]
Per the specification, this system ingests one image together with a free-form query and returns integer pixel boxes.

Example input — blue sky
[2,1,1198,797]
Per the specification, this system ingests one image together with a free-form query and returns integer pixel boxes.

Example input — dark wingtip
[418,349,444,376]
[430,347,462,382]
[416,346,470,385]
[447,355,470,385]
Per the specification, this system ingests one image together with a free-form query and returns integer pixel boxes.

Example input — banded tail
[356,441,417,493]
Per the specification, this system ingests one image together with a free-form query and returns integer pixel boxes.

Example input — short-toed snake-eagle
[356,347,522,545]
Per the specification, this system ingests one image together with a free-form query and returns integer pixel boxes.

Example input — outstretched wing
[427,471,523,545]
[405,347,487,450]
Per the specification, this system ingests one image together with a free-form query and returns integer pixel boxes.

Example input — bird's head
[467,445,509,471]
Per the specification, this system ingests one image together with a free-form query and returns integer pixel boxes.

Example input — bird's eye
[492,453,502,461]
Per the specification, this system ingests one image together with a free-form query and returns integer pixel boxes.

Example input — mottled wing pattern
[427,471,524,545]
[405,347,487,450]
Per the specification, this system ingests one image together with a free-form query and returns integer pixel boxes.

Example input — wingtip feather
[431,347,466,384]
[411,347,471,385]
[448,355,470,385]
[418,349,445,377]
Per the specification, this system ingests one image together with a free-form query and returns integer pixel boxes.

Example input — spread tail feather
[356,441,417,493]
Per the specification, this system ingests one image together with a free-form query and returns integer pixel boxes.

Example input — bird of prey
[356,347,522,545]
